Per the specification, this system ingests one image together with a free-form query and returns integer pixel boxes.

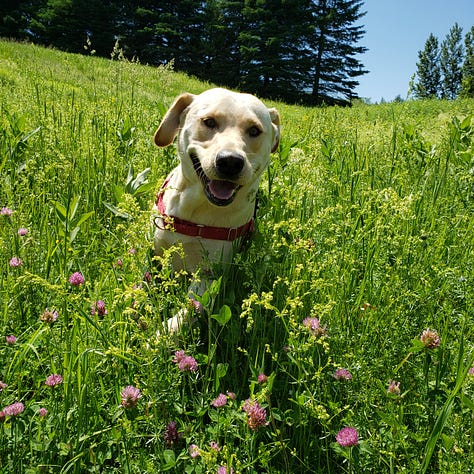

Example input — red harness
[155,178,255,241]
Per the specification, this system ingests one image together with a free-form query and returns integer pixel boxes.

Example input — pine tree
[440,23,464,99]
[198,0,243,87]
[414,33,441,98]
[460,25,474,98]
[114,0,170,64]
[29,0,117,56]
[308,0,367,104]
[0,0,44,39]
[238,0,310,100]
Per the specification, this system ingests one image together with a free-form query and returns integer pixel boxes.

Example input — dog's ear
[268,108,281,153]
[154,93,195,147]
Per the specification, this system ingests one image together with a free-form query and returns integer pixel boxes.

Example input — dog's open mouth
[190,153,240,206]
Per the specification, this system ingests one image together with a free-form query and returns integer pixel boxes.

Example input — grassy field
[1,39,474,473]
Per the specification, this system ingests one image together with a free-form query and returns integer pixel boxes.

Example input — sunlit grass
[1,39,474,473]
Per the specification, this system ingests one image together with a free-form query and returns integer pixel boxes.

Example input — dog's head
[154,88,280,207]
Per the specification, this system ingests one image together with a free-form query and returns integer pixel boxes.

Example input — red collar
[155,178,254,242]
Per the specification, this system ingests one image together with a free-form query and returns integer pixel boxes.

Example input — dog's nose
[215,151,245,179]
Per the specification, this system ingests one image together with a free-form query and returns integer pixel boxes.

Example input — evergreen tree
[460,25,474,98]
[414,33,441,98]
[238,0,312,100]
[116,1,179,65]
[2,0,369,104]
[308,0,367,104]
[198,0,243,87]
[0,0,43,39]
[29,0,117,56]
[440,23,463,99]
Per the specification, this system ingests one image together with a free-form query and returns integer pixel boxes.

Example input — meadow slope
[1,40,474,473]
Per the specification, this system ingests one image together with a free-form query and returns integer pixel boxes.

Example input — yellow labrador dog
[153,88,280,330]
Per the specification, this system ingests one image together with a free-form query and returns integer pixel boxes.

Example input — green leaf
[215,362,229,391]
[162,449,176,469]
[54,200,67,220]
[112,184,124,203]
[68,194,80,221]
[103,201,133,220]
[74,210,94,227]
[408,338,425,353]
[134,181,156,196]
[211,305,232,326]
[216,362,228,379]
[460,393,474,411]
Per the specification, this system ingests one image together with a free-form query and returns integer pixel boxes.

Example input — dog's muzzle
[190,152,242,207]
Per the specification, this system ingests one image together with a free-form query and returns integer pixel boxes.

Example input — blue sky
[356,0,474,102]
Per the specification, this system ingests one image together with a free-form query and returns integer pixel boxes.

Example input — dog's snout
[215,150,245,179]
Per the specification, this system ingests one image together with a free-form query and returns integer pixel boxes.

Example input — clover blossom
[91,300,108,317]
[243,399,267,430]
[45,374,63,387]
[189,444,200,459]
[5,335,17,345]
[210,441,220,452]
[258,373,268,384]
[420,328,440,349]
[9,257,22,268]
[1,207,13,216]
[2,402,24,417]
[40,308,59,324]
[211,393,227,408]
[173,350,198,372]
[335,426,359,447]
[387,379,401,395]
[68,272,85,286]
[334,368,352,381]
[217,466,235,474]
[121,385,141,408]
[303,317,327,337]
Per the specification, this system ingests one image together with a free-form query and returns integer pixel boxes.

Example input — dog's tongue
[208,180,238,200]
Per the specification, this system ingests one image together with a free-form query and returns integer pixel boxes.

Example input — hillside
[1,40,474,473]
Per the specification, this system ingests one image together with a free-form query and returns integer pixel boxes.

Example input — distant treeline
[0,0,368,105]
[412,23,474,100]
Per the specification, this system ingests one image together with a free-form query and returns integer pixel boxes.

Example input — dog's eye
[202,118,217,129]
[248,126,262,137]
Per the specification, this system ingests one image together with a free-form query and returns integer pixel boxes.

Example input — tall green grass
[1,40,474,473]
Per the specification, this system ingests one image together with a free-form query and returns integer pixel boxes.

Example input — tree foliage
[440,23,463,99]
[414,34,441,99]
[414,23,474,100]
[460,25,474,98]
[0,0,368,104]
